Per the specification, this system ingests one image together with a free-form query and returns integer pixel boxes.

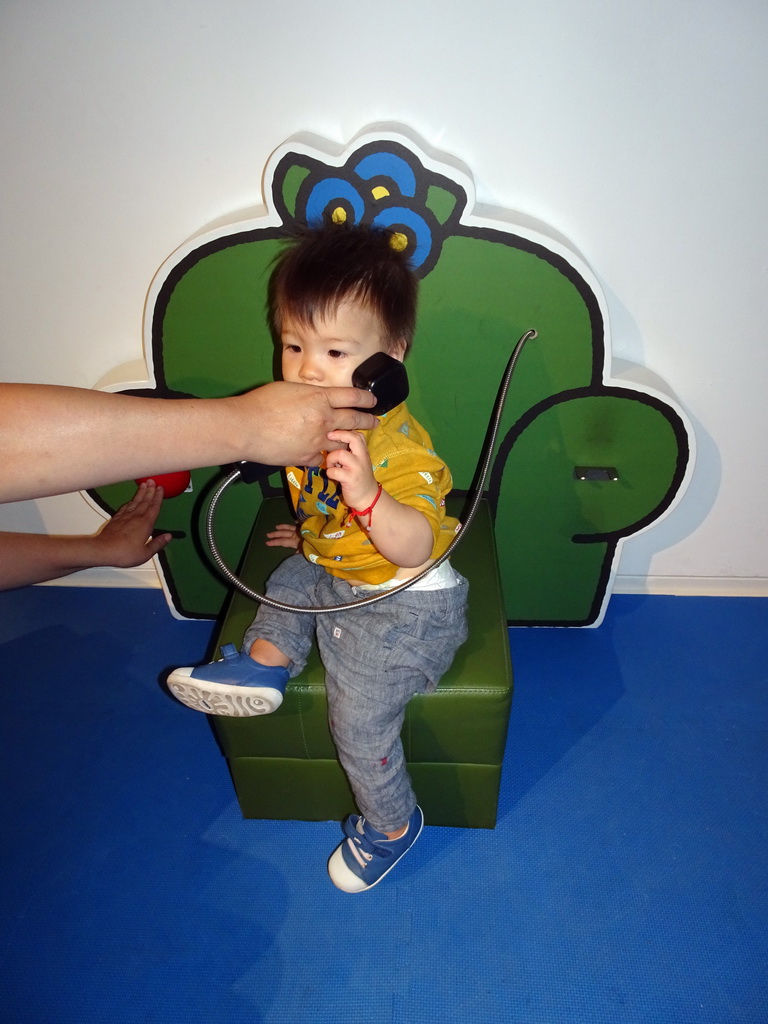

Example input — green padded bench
[210,494,512,828]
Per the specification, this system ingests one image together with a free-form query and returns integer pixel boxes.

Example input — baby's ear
[388,339,407,362]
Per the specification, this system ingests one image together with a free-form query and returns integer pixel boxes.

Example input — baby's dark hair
[267,222,418,353]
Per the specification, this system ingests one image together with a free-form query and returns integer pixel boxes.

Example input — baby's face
[280,300,402,389]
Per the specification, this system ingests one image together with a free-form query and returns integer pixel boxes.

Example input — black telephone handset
[237,353,409,483]
[351,351,409,415]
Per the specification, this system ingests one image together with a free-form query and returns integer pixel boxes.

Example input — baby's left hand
[265,522,300,549]
[325,430,378,511]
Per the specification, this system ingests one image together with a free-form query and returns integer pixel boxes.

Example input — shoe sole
[167,669,284,717]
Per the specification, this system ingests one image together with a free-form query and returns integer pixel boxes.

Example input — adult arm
[0,381,377,502]
[0,480,172,590]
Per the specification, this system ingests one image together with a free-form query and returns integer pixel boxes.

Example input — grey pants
[243,554,469,832]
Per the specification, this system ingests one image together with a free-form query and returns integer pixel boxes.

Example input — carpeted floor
[0,587,765,1023]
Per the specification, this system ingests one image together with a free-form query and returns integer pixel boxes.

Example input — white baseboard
[35,565,162,589]
[613,576,768,597]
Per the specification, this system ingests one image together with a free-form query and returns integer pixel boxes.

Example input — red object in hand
[136,470,191,498]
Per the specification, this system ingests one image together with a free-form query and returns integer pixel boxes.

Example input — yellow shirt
[286,402,460,585]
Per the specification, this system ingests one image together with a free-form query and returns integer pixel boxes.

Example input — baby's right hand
[265,522,300,549]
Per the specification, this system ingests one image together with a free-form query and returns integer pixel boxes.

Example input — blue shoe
[327,805,424,893]
[167,643,289,717]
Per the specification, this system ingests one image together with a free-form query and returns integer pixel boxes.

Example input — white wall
[1,0,766,595]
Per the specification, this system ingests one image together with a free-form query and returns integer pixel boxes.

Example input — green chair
[209,495,512,828]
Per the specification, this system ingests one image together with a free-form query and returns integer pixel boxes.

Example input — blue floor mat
[0,588,766,1023]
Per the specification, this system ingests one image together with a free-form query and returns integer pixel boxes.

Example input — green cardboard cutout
[88,125,693,625]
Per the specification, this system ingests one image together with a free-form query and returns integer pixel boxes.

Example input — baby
[169,223,468,892]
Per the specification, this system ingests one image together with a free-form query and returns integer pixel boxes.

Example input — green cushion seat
[211,495,512,828]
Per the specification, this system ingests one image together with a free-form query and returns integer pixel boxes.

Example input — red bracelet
[346,482,383,532]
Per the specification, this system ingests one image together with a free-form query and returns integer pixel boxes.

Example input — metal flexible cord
[205,328,537,614]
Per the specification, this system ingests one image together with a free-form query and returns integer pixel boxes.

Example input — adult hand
[94,479,172,566]
[234,382,377,467]
[0,480,172,590]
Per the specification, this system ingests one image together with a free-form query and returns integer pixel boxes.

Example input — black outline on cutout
[488,386,691,626]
